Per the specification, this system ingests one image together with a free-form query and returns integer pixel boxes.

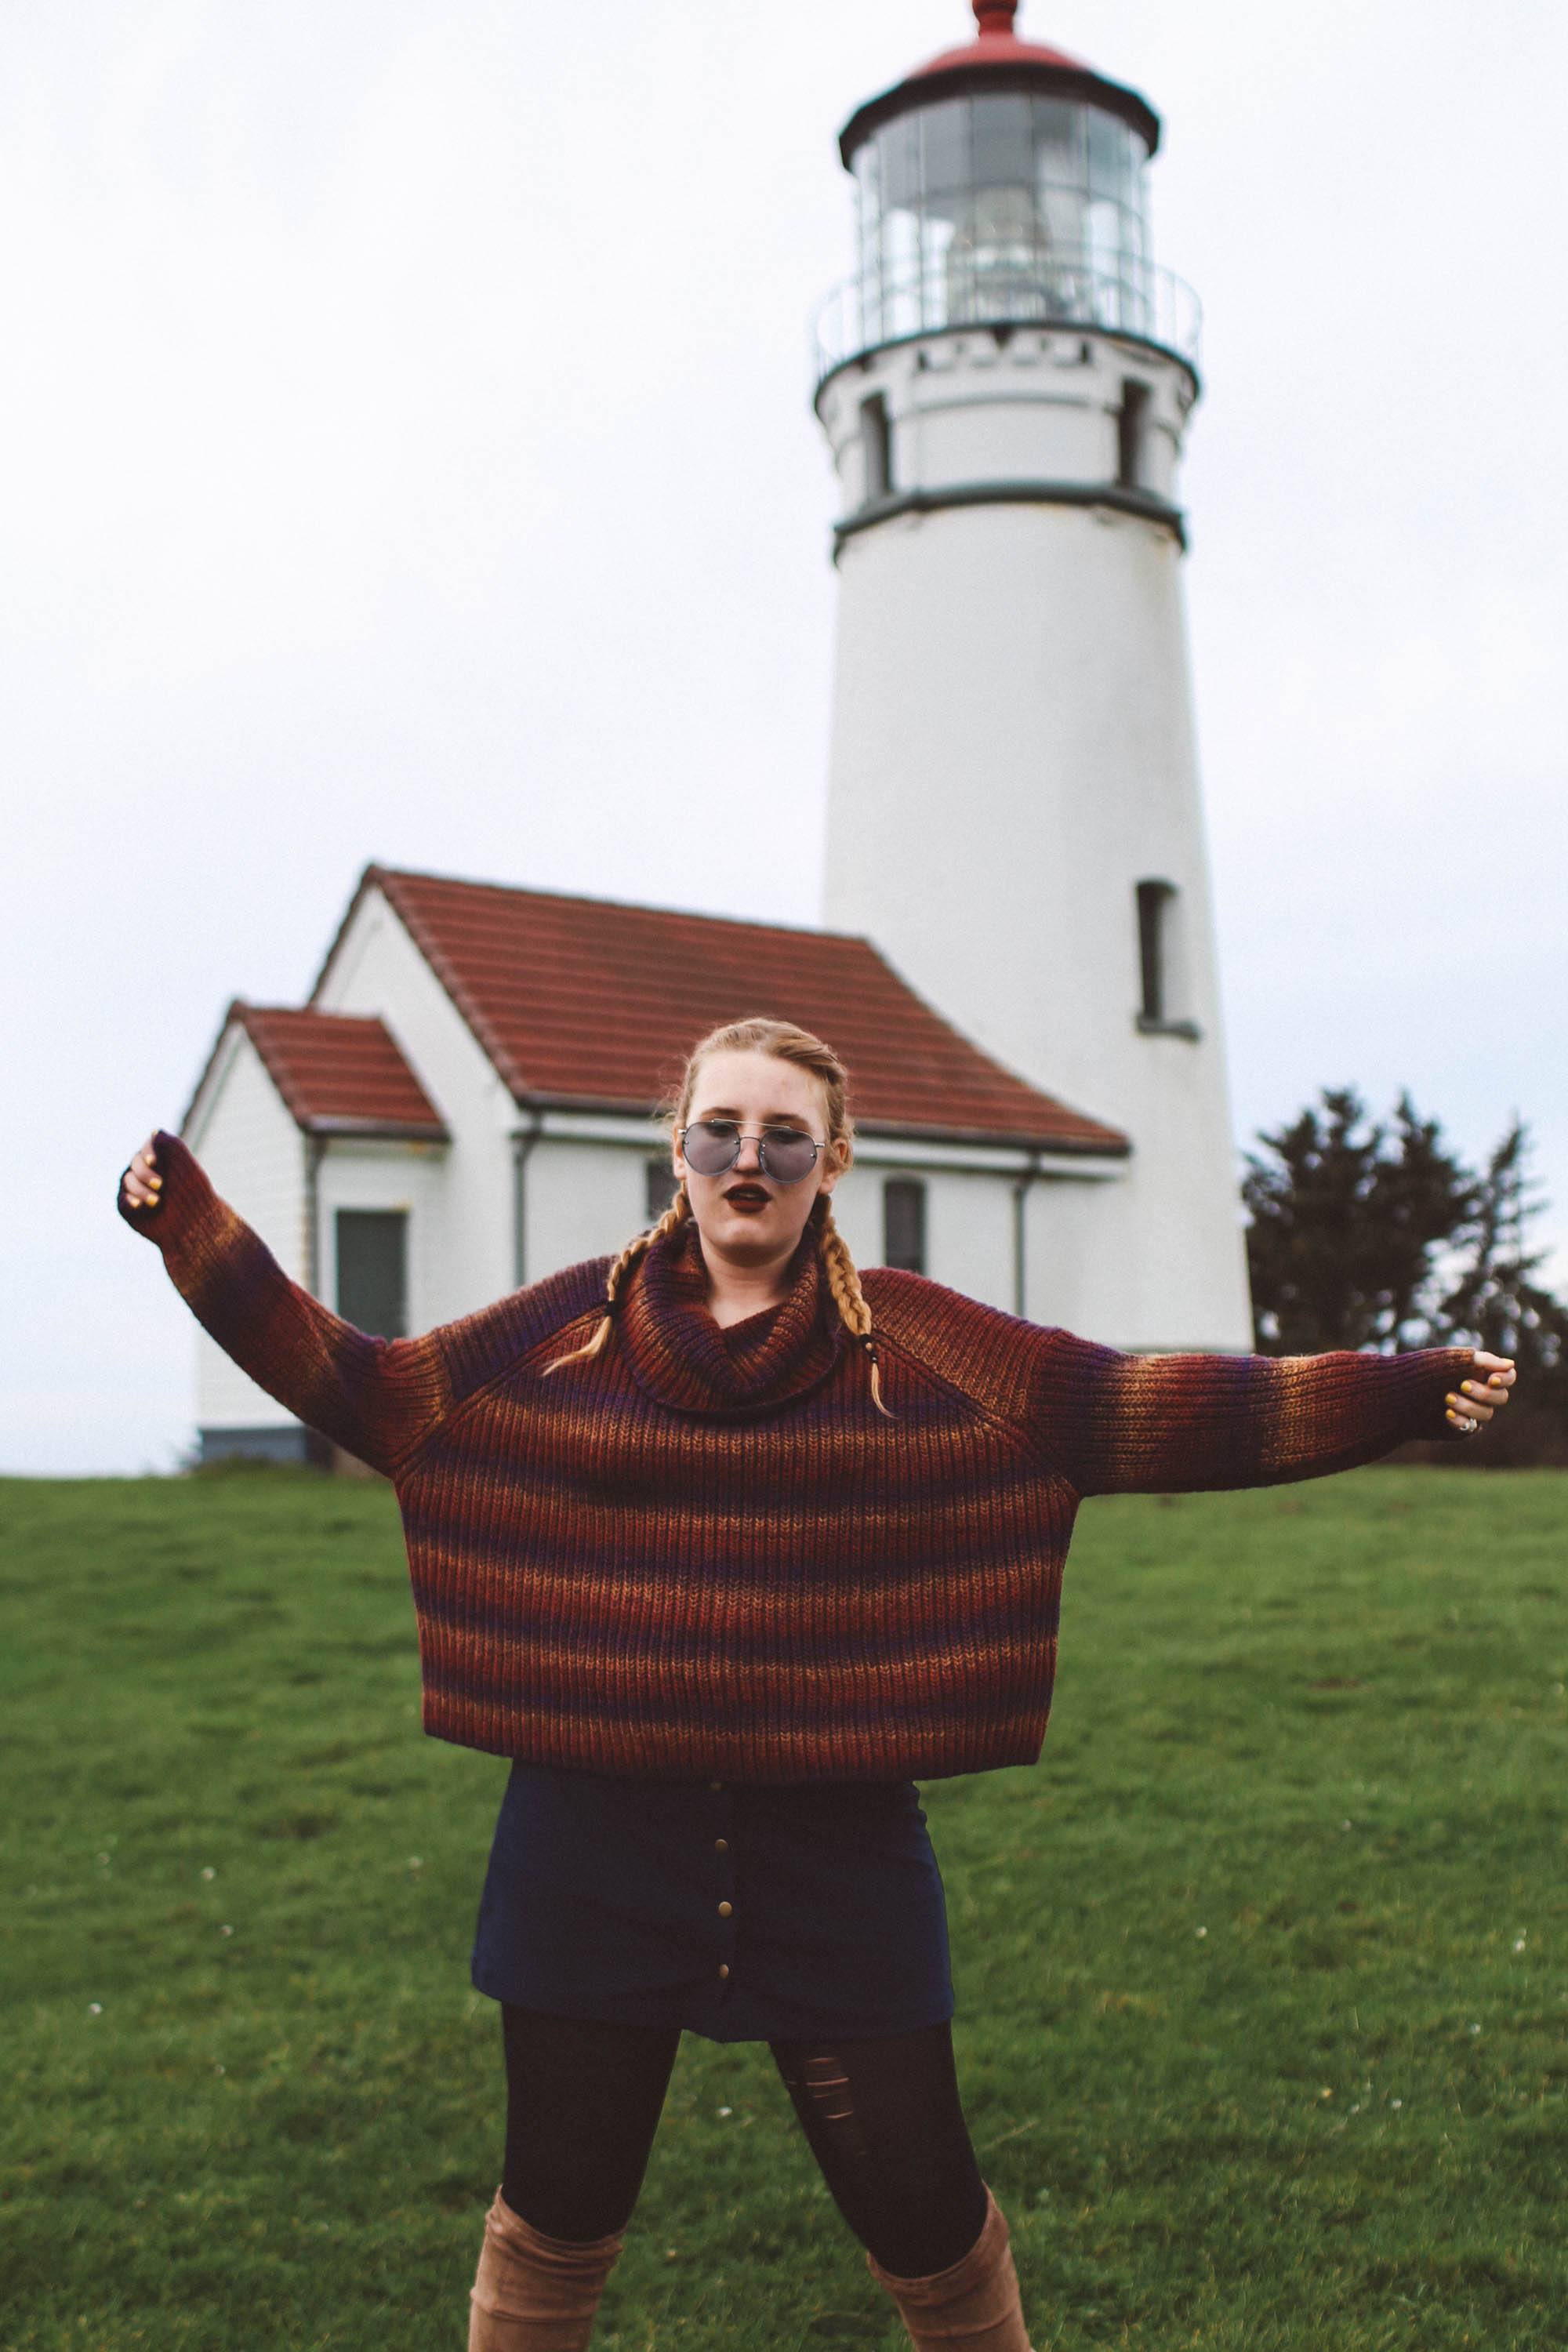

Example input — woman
[120,1016,1515,2350]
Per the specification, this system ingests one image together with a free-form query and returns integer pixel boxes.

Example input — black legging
[500,2003,990,2278]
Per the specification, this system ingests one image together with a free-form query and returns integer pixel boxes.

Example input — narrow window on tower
[1136,879,1171,1022]
[883,1177,927,1275]
[861,392,894,503]
[1135,880,1200,1037]
[1117,378,1151,488]
[336,1208,408,1338]
[646,1159,680,1223]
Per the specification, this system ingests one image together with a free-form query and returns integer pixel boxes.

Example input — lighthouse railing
[813,252,1201,389]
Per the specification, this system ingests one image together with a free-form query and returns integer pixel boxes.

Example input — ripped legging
[499,2003,990,2278]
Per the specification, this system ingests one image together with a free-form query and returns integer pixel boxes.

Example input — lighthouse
[817,0,1252,1351]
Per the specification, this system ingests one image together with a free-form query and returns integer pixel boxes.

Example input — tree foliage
[1243,1091,1568,1463]
[1242,1088,1476,1353]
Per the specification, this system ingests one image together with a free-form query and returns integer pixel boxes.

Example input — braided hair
[543,1016,891,1416]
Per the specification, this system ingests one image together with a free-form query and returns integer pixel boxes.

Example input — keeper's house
[183,862,1133,1465]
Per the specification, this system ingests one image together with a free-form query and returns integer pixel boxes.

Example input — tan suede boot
[865,2187,1034,2350]
[468,2190,624,2351]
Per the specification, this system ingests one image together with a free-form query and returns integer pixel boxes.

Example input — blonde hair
[544,1016,891,1415]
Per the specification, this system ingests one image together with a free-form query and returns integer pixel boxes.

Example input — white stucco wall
[316,1140,449,1334]
[818,325,1251,1352]
[524,1135,670,1278]
[183,1029,307,1433]
[835,1157,1010,1314]
[313,885,517,1320]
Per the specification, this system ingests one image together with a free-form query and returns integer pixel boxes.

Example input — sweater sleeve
[118,1131,455,1475]
[1028,1328,1476,1498]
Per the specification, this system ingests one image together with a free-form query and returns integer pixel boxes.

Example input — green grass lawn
[1,1468,1563,2350]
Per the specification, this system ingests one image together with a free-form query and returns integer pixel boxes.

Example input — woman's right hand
[121,1134,164,1213]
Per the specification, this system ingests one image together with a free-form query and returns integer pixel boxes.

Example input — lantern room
[821,0,1196,378]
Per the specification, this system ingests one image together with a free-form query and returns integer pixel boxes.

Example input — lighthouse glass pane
[886,205,923,336]
[972,94,1033,187]
[920,98,971,195]
[1087,110,1129,198]
[857,144,891,342]
[1033,98,1085,192]
[854,140,880,241]
[880,112,922,210]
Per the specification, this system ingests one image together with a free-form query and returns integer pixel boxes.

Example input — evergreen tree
[1437,1121,1568,1387]
[1242,1088,1474,1353]
[1244,1096,1568,1464]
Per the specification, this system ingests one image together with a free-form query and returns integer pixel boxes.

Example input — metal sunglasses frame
[677,1120,826,1186]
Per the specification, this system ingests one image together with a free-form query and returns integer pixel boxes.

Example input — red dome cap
[838,1,1160,167]
[916,0,1087,79]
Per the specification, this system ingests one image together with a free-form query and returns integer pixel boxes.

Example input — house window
[646,1159,681,1223]
[336,1209,408,1338]
[883,1178,927,1275]
[1116,378,1150,488]
[861,392,893,503]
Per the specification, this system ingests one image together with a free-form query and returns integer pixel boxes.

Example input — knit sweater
[122,1133,1472,1783]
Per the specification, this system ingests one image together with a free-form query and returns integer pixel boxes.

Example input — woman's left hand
[1446,1350,1517,1433]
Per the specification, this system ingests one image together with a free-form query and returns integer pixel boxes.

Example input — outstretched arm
[119,1131,452,1475]
[1029,1327,1515,1499]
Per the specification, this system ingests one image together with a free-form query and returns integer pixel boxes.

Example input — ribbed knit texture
[122,1134,1472,1784]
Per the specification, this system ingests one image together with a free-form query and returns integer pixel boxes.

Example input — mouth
[721,1182,771,1213]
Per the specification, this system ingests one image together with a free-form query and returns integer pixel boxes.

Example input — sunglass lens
[683,1121,740,1175]
[759,1131,818,1183]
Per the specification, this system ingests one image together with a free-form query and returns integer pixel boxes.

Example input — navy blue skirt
[471,1762,955,2044]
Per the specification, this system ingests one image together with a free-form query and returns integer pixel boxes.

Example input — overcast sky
[4,0,1564,1475]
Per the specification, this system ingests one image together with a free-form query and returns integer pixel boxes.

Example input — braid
[543,1188,692,1377]
[818,1203,894,1419]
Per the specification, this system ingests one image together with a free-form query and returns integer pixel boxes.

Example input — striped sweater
[122,1133,1472,1783]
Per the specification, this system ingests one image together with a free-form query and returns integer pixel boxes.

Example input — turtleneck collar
[616,1214,844,1417]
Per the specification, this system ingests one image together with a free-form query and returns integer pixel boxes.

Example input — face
[672,1048,845,1266]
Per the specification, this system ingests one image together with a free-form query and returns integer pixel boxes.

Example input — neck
[699,1234,804,1330]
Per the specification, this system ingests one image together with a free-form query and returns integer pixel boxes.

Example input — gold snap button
[717,1900,733,1918]
[717,1962,730,1980]
[715,1838,729,1854]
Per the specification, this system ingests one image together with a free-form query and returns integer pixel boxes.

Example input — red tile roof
[187,1003,449,1141]
[314,865,1126,1156]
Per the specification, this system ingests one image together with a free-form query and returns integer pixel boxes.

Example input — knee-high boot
[468,2190,624,2351]
[865,2186,1034,2350]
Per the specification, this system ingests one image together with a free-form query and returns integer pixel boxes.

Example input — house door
[336,1208,408,1338]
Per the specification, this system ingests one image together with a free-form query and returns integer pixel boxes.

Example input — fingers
[122,1136,165,1212]
[1448,1352,1518,1431]
[1446,1374,1512,1430]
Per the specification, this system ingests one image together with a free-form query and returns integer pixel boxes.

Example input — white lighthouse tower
[817,0,1251,1351]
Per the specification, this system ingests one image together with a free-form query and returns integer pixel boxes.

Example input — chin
[712,1210,797,1255]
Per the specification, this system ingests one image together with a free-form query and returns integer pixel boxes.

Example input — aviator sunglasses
[678,1120,825,1186]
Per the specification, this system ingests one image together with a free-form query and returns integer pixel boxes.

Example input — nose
[733,1134,764,1175]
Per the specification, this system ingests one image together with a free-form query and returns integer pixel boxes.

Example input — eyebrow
[691,1105,815,1129]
